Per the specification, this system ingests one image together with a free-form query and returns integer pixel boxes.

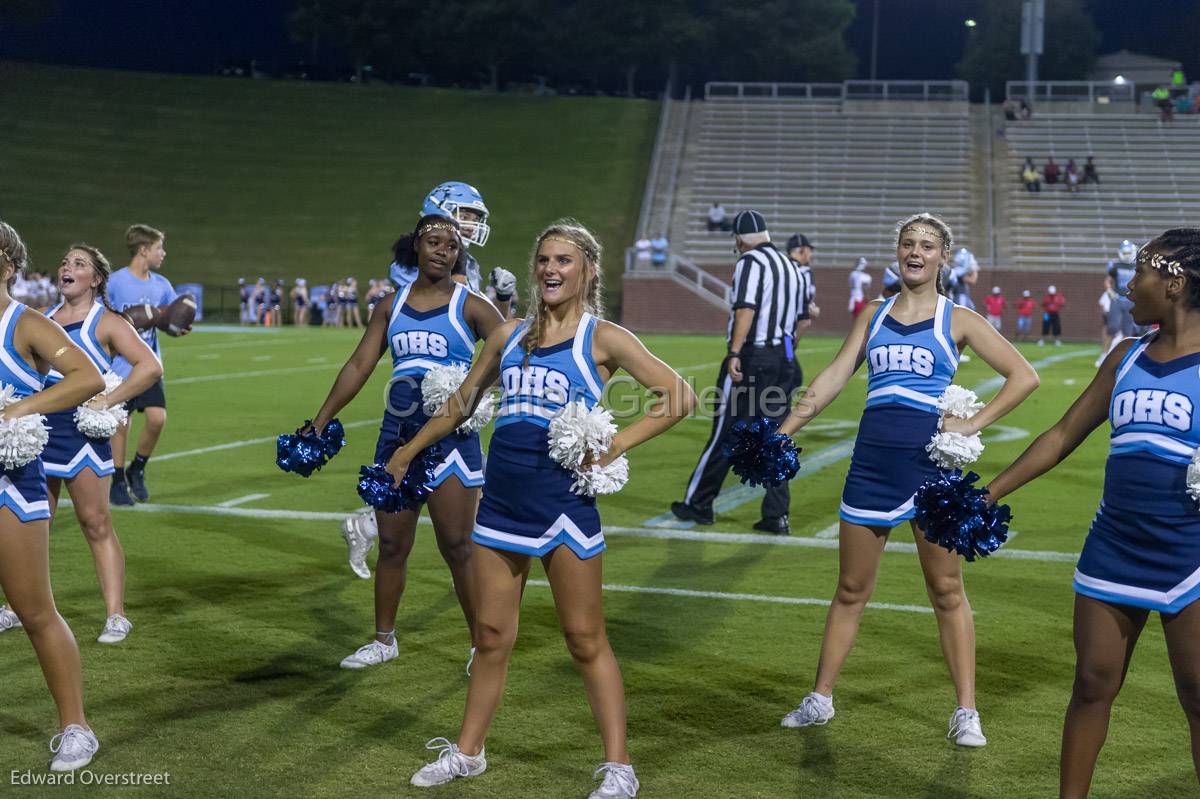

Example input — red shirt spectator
[1016,296,1036,317]
[984,293,1007,317]
[1042,290,1066,314]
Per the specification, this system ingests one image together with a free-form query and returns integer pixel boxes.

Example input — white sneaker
[959,353,971,363]
[1037,339,1045,346]
[0,605,22,631]
[781,692,835,728]
[339,638,398,669]
[1054,339,1063,346]
[410,737,486,787]
[49,724,99,771]
[948,707,987,747]
[466,646,476,677]
[97,614,132,644]
[589,762,639,798]
[341,511,377,580]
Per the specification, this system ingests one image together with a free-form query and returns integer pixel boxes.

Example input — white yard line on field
[216,493,271,508]
[153,418,380,462]
[98,501,1076,564]
[169,363,338,385]
[526,578,932,614]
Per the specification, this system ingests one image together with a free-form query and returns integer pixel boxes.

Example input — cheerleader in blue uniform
[776,214,1039,746]
[393,221,695,798]
[309,215,505,671]
[988,228,1200,797]
[38,245,159,644]
[0,222,107,770]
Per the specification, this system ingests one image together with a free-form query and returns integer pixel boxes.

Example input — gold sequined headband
[417,222,459,240]
[1139,248,1184,277]
[900,225,945,243]
[541,236,597,262]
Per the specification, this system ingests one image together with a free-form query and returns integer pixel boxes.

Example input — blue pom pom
[722,416,802,487]
[355,424,442,512]
[914,471,1012,562]
[275,418,347,478]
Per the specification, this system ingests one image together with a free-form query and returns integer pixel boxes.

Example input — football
[157,294,197,336]
[122,303,162,331]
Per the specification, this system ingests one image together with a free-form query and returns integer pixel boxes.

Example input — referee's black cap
[786,233,814,251]
[732,210,768,236]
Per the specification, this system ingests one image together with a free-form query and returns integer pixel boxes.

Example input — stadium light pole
[1021,0,1045,87]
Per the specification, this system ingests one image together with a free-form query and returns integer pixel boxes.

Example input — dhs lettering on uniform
[502,365,570,405]
[392,330,449,359]
[1112,389,1194,432]
[868,344,935,378]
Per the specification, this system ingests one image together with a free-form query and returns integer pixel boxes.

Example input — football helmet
[422,181,490,247]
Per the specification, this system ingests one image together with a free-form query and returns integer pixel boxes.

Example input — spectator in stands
[1153,86,1174,122]
[1172,64,1187,97]
[650,233,669,268]
[1019,98,1032,120]
[847,257,871,319]
[1016,289,1035,341]
[984,286,1006,331]
[1003,98,1020,121]
[1082,155,1100,186]
[634,232,651,268]
[1065,159,1081,193]
[707,202,729,232]
[1039,285,1065,346]
[1022,158,1041,192]
[1043,157,1060,186]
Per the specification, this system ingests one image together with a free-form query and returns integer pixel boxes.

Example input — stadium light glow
[964,19,977,27]
[1113,75,1127,84]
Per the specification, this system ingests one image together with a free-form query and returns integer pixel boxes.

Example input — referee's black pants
[682,344,795,521]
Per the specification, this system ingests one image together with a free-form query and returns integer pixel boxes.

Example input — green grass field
[0,62,656,316]
[3,328,1195,797]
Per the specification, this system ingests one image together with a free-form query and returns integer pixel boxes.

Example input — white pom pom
[548,401,616,470]
[548,401,627,495]
[421,364,470,416]
[570,455,630,496]
[928,384,985,469]
[74,371,129,440]
[457,391,496,434]
[926,432,985,470]
[421,365,495,434]
[0,384,48,469]
[1187,449,1200,505]
[938,385,984,419]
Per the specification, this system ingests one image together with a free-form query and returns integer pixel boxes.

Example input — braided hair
[522,219,604,366]
[63,243,120,315]
[0,220,30,290]
[1141,228,1200,309]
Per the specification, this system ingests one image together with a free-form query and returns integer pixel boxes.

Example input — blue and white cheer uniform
[42,300,114,478]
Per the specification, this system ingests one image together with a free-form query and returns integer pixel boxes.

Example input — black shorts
[128,379,166,412]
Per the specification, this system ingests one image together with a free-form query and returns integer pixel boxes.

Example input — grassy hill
[0,62,657,317]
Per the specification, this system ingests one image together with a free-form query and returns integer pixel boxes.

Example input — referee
[671,210,802,533]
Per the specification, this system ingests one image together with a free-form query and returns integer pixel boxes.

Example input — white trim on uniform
[840,495,915,522]
[502,324,529,360]
[475,514,604,553]
[1075,564,1200,608]
[1115,337,1152,384]
[0,475,50,516]
[932,295,959,365]
[79,302,111,370]
[868,295,897,341]
[388,283,413,329]
[42,442,115,476]
[0,304,43,393]
[392,358,452,377]
[865,385,939,407]
[446,284,475,354]
[432,448,484,483]
[1109,431,1197,459]
[573,313,603,399]
[497,402,556,420]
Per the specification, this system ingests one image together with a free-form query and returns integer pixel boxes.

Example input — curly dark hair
[390,214,468,275]
[1143,228,1200,309]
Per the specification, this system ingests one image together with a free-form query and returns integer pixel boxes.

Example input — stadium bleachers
[676,97,975,268]
[1004,114,1200,271]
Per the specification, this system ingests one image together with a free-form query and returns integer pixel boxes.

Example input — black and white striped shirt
[728,243,801,348]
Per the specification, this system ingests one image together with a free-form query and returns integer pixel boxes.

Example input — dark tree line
[289,0,858,94]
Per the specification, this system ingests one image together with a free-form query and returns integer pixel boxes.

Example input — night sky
[3,0,1197,84]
